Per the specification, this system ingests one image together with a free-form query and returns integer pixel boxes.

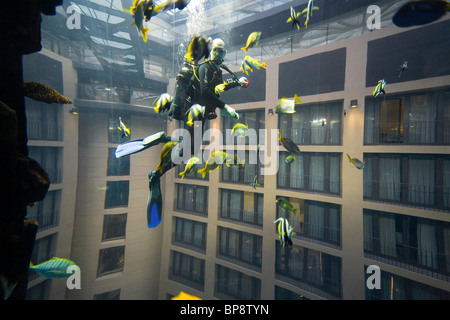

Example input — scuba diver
[115,36,248,228]
[168,37,246,121]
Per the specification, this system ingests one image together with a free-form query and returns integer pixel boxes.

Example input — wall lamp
[70,108,79,115]
[268,108,274,116]
[344,100,358,116]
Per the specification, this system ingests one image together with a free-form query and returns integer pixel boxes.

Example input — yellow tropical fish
[156,141,179,174]
[231,123,249,138]
[240,59,252,76]
[274,217,295,247]
[225,153,245,167]
[285,155,295,164]
[197,151,228,179]
[126,0,151,42]
[118,117,131,137]
[275,94,302,114]
[276,197,298,215]
[154,93,173,114]
[29,257,78,279]
[243,56,266,72]
[373,79,386,97]
[23,81,72,104]
[241,31,261,53]
[252,174,259,189]
[179,157,200,179]
[279,130,300,154]
[186,35,211,64]
[171,291,202,300]
[287,6,302,30]
[302,0,319,28]
[186,104,206,127]
[347,153,365,169]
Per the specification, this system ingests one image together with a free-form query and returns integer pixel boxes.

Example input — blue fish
[30,257,77,278]
[393,0,449,28]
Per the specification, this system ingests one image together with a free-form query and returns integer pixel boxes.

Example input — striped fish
[30,257,78,278]
[274,217,295,248]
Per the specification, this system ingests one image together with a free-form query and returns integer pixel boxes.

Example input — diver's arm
[222,78,240,91]
[199,62,225,109]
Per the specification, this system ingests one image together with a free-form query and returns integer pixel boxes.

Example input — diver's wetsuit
[169,59,240,121]
[198,60,240,119]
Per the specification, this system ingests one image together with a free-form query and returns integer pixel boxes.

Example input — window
[97,246,125,277]
[94,289,121,300]
[173,217,207,252]
[107,147,130,176]
[215,264,261,300]
[278,152,340,195]
[169,250,205,291]
[104,180,129,209]
[25,279,52,300]
[365,268,450,300]
[25,99,62,141]
[278,100,342,145]
[221,150,264,186]
[222,109,265,145]
[29,234,56,281]
[276,197,341,246]
[219,189,263,227]
[108,113,130,143]
[364,87,450,145]
[275,242,341,298]
[217,227,262,270]
[363,209,450,277]
[28,147,62,184]
[363,154,450,210]
[175,183,208,216]
[102,213,127,241]
[27,190,60,232]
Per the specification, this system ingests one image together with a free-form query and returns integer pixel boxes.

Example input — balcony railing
[172,232,206,254]
[219,207,263,229]
[364,238,450,282]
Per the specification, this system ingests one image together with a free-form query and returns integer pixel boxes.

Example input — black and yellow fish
[279,130,300,154]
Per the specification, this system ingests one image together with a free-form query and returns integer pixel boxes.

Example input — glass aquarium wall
[1,0,448,301]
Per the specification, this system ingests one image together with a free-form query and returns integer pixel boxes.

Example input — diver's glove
[238,76,249,87]
[220,104,239,120]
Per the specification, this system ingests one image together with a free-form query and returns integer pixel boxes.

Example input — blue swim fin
[147,171,162,228]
